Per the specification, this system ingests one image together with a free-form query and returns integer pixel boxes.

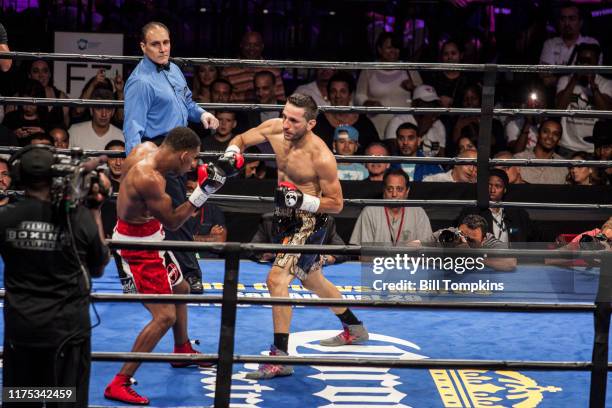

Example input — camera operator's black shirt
[0,197,108,347]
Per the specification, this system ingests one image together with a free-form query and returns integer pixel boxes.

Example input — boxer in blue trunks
[224,93,369,379]
[272,198,329,280]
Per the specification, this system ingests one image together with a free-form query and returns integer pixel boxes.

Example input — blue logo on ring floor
[199,330,562,407]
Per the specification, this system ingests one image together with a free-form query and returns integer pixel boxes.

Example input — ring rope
[0,190,608,211]
[1,146,610,168]
[204,195,612,211]
[5,96,612,120]
[93,353,603,371]
[3,51,612,74]
[85,293,596,312]
[104,240,610,259]
[0,348,595,372]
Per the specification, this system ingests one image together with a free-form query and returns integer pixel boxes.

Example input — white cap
[413,85,440,102]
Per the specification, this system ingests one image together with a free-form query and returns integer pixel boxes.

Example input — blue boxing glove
[274,181,320,213]
[188,162,226,207]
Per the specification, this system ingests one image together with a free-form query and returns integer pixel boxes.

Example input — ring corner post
[589,253,612,408]
[214,242,242,408]
[477,64,497,210]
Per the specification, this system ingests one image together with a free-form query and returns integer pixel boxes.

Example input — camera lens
[438,229,457,244]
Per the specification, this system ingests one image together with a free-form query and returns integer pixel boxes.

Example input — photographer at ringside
[430,214,517,272]
[0,145,111,408]
[559,217,612,253]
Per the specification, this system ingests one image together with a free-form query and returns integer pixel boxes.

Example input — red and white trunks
[113,218,183,294]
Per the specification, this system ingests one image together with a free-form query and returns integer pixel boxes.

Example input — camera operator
[431,214,517,271]
[0,145,111,408]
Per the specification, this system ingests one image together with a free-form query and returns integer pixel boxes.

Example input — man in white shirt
[69,88,124,150]
[384,85,446,157]
[555,44,612,154]
[539,3,601,90]
[423,149,477,183]
[539,4,601,67]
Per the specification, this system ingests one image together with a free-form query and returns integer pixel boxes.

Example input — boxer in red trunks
[104,127,242,405]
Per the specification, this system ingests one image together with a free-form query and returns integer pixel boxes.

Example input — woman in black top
[424,40,470,109]
[28,59,70,129]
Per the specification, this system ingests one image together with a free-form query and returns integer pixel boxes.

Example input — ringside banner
[54,32,124,98]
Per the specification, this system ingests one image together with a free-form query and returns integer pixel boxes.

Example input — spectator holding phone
[71,68,124,126]
[3,80,50,145]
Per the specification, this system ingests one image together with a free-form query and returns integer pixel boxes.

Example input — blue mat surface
[1,258,611,407]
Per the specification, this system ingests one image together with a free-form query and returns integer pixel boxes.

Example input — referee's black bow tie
[156,63,170,72]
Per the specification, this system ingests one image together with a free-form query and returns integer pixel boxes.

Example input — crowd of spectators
[0,2,610,254]
[1,3,609,178]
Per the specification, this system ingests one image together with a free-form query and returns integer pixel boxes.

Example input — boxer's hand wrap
[274,181,320,213]
[189,163,226,207]
[217,145,244,178]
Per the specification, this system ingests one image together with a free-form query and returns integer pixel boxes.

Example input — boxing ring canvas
[0,258,610,407]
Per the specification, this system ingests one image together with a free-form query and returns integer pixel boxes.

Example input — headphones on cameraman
[8,144,56,187]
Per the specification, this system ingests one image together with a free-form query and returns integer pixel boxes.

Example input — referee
[123,21,219,293]
[0,146,110,407]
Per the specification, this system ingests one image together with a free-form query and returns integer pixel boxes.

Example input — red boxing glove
[218,145,245,178]
[189,163,226,207]
[197,163,208,185]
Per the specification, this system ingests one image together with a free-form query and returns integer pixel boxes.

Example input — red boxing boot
[171,340,215,368]
[104,374,150,405]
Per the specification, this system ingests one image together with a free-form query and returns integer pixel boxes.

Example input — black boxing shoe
[186,276,203,294]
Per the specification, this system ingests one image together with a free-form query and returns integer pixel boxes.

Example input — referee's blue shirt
[123,56,205,153]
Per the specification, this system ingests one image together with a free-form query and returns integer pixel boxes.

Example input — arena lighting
[199,7,207,13]
[263,9,269,14]
[494,7,511,15]
[592,8,612,17]
[329,11,336,16]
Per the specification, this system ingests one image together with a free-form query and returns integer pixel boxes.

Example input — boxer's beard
[289,129,306,142]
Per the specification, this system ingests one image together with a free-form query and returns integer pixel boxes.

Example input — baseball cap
[334,125,359,142]
[412,85,440,102]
